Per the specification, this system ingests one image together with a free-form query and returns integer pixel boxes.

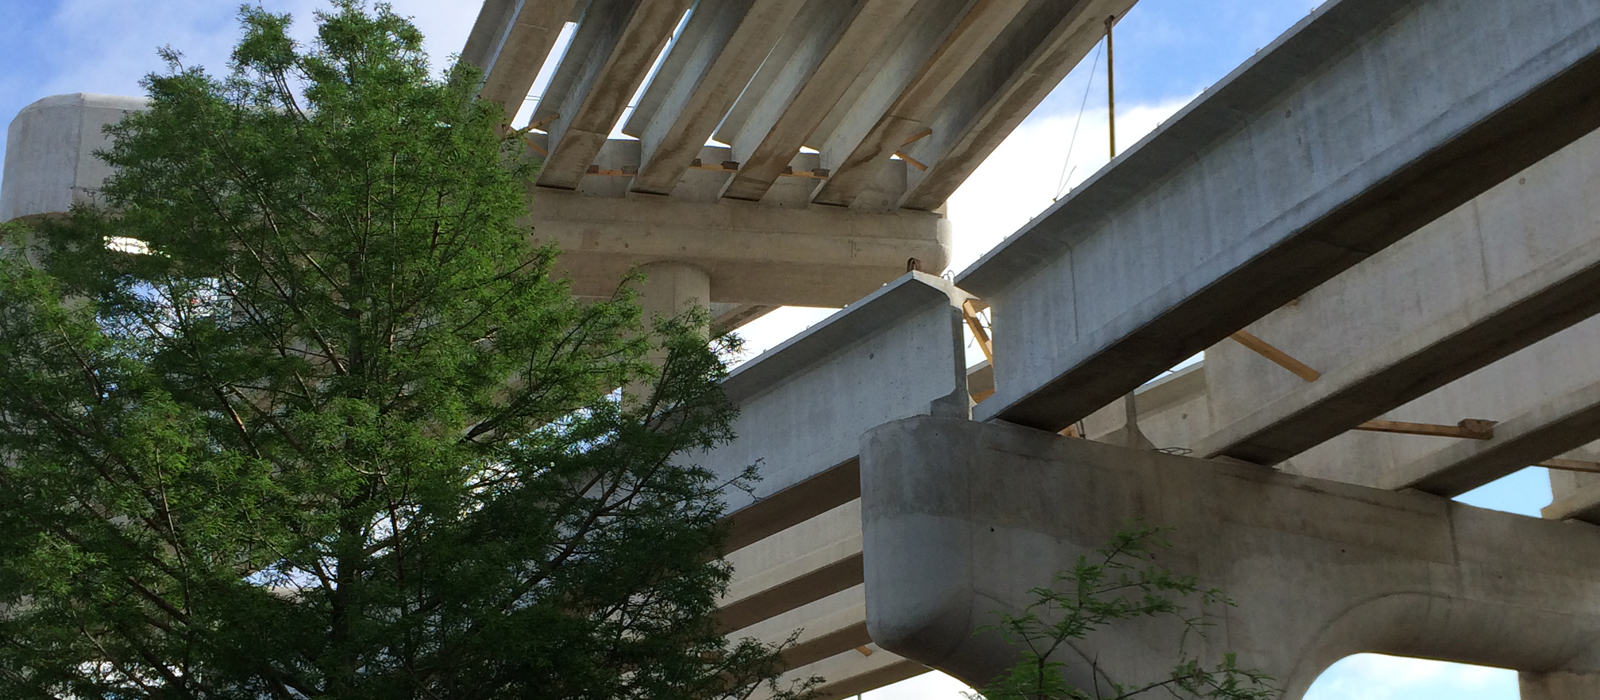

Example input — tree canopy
[0,3,802,698]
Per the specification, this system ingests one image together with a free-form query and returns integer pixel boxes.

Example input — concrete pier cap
[1,93,148,223]
[859,416,1600,699]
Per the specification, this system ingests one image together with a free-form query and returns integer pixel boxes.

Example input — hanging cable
[1054,40,1104,201]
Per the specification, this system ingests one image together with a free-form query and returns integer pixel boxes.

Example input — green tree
[971,524,1276,700]
[0,3,807,699]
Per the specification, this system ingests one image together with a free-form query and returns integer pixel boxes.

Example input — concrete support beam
[862,417,1600,698]
[898,0,1133,211]
[535,0,695,190]
[800,0,968,201]
[1,94,146,223]
[724,459,859,552]
[732,585,872,671]
[1543,482,1600,524]
[1521,670,1600,700]
[1381,378,1600,497]
[1196,124,1600,466]
[463,0,583,113]
[692,271,970,511]
[811,0,1033,208]
[709,0,841,149]
[527,0,628,128]
[618,0,737,138]
[627,0,806,196]
[751,646,926,700]
[525,189,949,307]
[721,501,863,633]
[959,0,1600,433]
[721,0,922,203]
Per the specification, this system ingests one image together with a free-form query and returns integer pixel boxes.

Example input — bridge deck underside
[463,0,1134,212]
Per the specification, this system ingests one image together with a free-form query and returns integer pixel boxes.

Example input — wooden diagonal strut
[1536,458,1600,474]
[1354,419,1497,440]
[1229,330,1320,382]
[1228,330,1501,440]
[962,299,993,364]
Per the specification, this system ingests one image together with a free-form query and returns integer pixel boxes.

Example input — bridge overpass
[10,0,1600,697]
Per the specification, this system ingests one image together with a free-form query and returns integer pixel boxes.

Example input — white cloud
[944,96,1193,275]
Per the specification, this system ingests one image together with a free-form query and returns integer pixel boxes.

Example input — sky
[0,1,1553,698]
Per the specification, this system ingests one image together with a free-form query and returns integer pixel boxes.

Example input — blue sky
[0,2,1552,698]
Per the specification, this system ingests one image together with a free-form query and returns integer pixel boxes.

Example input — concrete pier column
[637,261,711,333]
[1521,670,1600,699]
[628,262,711,402]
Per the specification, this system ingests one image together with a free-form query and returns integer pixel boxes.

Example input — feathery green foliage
[0,4,806,698]
[971,524,1276,700]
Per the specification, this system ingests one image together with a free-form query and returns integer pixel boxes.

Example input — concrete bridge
[9,0,1600,697]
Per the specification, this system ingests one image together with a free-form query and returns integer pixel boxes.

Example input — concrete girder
[1522,672,1600,700]
[534,0,695,191]
[1381,378,1600,497]
[750,646,927,700]
[461,0,515,69]
[897,0,1133,211]
[959,0,1600,432]
[732,585,872,672]
[800,0,973,201]
[692,271,970,512]
[721,501,863,633]
[708,0,839,149]
[1191,122,1600,467]
[1544,483,1600,524]
[462,0,583,113]
[863,416,1600,699]
[720,0,923,203]
[627,0,806,196]
[811,0,1033,208]
[527,0,628,128]
[525,189,949,307]
[724,459,860,553]
[712,0,862,165]
[618,0,739,139]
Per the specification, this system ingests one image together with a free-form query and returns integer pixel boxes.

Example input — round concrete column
[628,262,711,403]
[637,261,711,333]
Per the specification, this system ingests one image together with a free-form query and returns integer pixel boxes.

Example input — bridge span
[10,0,1600,696]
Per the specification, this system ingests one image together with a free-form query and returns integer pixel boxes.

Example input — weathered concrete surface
[721,500,862,633]
[1522,670,1600,700]
[960,0,1600,433]
[750,644,925,700]
[862,416,1600,699]
[627,0,807,196]
[1,93,146,223]
[1544,481,1600,524]
[535,0,697,191]
[808,0,1028,209]
[1382,377,1600,497]
[636,260,708,323]
[1197,123,1600,465]
[461,0,582,112]
[732,584,871,671]
[897,0,1135,211]
[526,186,949,307]
[720,0,919,204]
[697,271,970,520]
